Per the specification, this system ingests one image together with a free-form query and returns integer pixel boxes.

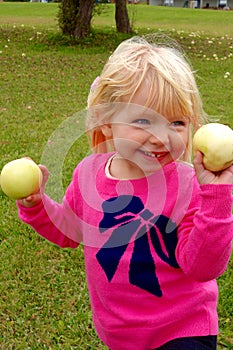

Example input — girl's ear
[101,124,113,138]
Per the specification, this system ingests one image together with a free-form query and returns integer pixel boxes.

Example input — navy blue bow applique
[96,195,179,297]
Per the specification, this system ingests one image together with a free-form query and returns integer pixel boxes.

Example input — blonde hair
[87,35,206,159]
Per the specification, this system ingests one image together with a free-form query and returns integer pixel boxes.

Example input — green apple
[193,123,233,172]
[0,158,42,200]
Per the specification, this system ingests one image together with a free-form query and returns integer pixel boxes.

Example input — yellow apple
[0,158,42,200]
[193,123,233,172]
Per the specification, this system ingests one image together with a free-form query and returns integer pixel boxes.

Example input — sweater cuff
[17,195,49,222]
[199,184,233,218]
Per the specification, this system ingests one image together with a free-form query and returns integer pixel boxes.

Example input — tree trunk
[58,0,80,36]
[74,0,95,39]
[115,0,132,33]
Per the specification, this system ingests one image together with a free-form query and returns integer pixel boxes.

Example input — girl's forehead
[120,79,164,115]
[112,103,159,121]
[120,81,191,121]
[121,81,150,106]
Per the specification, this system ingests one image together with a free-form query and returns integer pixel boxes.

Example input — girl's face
[101,88,190,179]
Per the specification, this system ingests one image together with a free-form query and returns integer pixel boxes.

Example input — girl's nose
[148,127,169,146]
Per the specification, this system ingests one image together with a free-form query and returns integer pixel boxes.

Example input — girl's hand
[193,151,233,185]
[17,165,50,208]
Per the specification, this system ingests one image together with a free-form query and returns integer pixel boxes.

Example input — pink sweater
[18,153,233,349]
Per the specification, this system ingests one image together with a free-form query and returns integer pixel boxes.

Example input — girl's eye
[171,120,186,126]
[132,119,151,125]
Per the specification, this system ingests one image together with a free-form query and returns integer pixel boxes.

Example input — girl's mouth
[143,151,167,159]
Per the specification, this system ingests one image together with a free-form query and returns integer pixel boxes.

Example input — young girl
[17,36,233,350]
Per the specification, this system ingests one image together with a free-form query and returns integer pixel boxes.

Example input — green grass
[0,3,232,349]
[0,2,233,35]
[0,2,58,27]
[94,4,233,35]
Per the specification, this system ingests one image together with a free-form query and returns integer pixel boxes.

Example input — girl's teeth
[144,151,156,158]
[143,151,165,158]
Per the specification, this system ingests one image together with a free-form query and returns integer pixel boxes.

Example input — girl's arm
[176,152,233,281]
[17,165,80,248]
[176,183,232,281]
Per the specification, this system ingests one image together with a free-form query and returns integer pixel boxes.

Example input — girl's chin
[131,161,164,178]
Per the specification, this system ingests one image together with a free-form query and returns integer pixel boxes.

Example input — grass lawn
[0,3,232,349]
[0,2,233,35]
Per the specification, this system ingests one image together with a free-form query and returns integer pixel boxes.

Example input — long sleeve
[176,184,233,281]
[17,184,82,249]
